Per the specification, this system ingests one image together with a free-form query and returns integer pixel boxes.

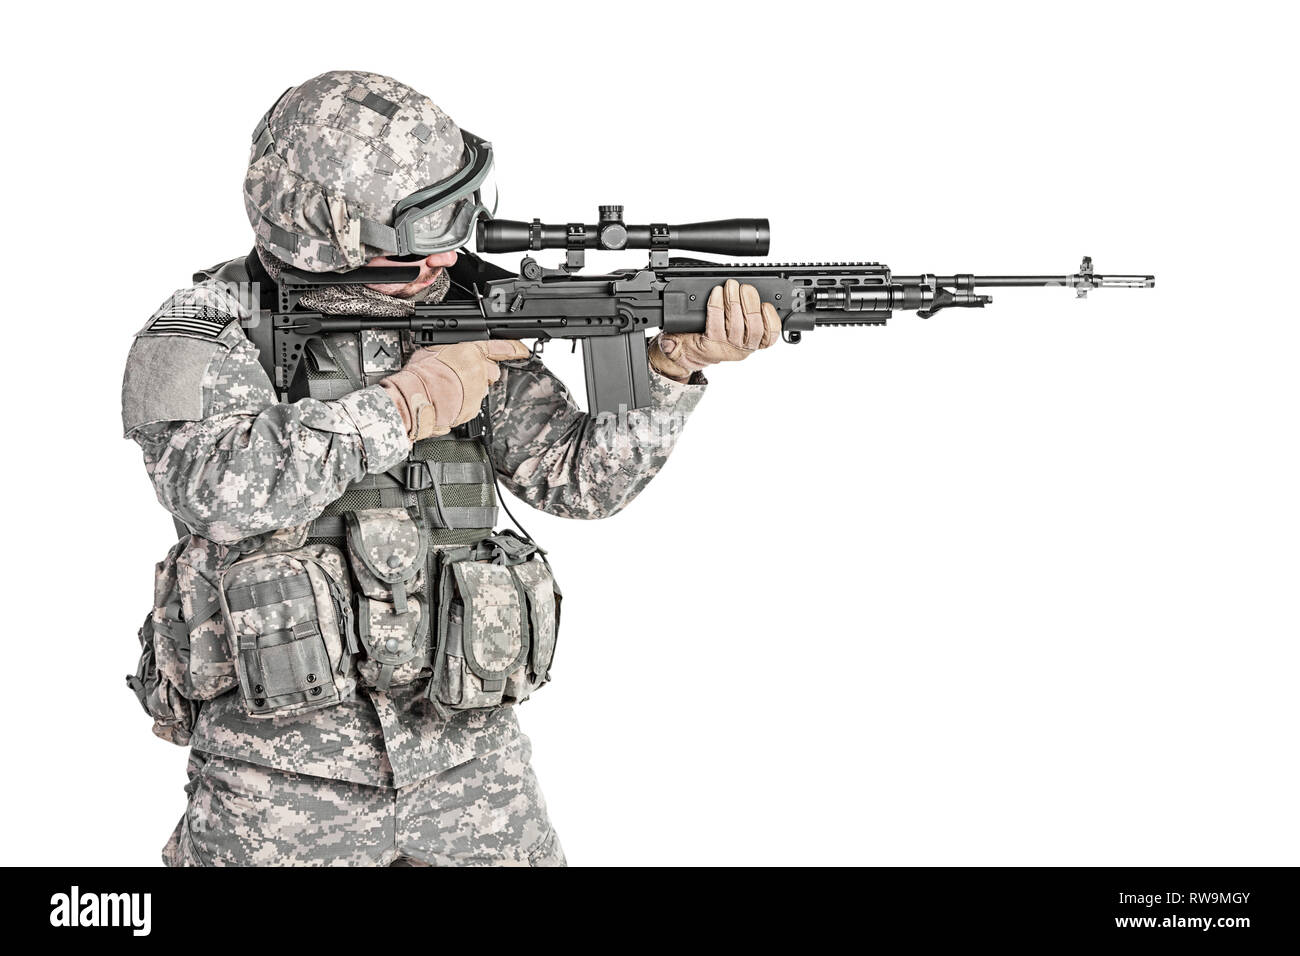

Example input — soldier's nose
[424,252,458,269]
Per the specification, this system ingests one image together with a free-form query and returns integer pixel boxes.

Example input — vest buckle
[484,530,539,565]
[403,461,433,492]
[454,416,484,440]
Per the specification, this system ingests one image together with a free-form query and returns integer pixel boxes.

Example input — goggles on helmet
[368,129,497,257]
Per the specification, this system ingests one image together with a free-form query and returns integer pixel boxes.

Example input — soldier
[123,70,780,866]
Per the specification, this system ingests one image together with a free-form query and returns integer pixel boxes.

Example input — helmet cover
[244,70,465,272]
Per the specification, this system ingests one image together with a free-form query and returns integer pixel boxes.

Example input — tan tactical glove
[648,279,781,382]
[380,340,530,441]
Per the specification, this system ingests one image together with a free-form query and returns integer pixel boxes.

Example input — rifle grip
[581,332,653,417]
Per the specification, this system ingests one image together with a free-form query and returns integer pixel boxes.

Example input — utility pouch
[428,534,561,713]
[128,534,238,742]
[345,508,431,689]
[218,544,358,717]
[513,558,562,691]
[127,615,200,746]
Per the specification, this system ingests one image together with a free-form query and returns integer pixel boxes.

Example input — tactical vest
[127,258,558,739]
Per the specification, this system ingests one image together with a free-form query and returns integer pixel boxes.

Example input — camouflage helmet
[244,70,471,273]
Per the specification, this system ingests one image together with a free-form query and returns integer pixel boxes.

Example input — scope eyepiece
[477,206,769,257]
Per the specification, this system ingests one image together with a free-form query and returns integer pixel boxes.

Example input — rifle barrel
[894,275,1155,288]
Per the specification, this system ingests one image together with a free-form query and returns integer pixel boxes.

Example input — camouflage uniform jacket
[123,251,706,788]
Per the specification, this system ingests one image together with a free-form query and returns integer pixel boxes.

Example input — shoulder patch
[139,286,245,339]
[123,283,254,436]
[145,304,233,338]
[122,333,226,436]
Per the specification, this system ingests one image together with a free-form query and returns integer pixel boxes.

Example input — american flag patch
[144,301,235,338]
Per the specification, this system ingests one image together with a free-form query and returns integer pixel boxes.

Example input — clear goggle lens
[406,198,479,253]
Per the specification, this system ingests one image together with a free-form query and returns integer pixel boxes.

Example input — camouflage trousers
[163,735,565,866]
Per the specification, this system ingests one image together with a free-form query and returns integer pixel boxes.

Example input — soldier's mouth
[366,266,444,297]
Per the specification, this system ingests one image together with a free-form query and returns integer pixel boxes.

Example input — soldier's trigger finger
[723,278,745,348]
[479,339,531,362]
[739,283,764,350]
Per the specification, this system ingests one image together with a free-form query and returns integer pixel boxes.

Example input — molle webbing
[226,574,315,612]
[310,518,489,549]
[404,433,497,528]
[310,433,497,545]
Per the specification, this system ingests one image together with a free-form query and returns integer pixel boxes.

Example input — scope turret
[477,206,770,257]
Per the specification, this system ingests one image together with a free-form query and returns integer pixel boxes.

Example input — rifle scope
[477,205,770,257]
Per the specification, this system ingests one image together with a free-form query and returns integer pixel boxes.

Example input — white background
[2,0,1296,866]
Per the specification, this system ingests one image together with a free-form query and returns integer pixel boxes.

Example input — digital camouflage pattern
[128,623,200,746]
[346,508,426,599]
[360,328,405,376]
[124,268,705,792]
[164,737,563,866]
[221,548,351,651]
[131,63,711,864]
[456,560,525,679]
[159,534,237,700]
[126,323,412,543]
[346,509,430,689]
[489,355,705,518]
[221,546,357,717]
[188,684,520,788]
[244,70,465,272]
[129,534,239,745]
[434,561,527,711]
[513,559,559,684]
[357,594,427,689]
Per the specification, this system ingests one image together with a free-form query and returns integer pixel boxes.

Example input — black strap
[309,516,348,539]
[394,459,490,491]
